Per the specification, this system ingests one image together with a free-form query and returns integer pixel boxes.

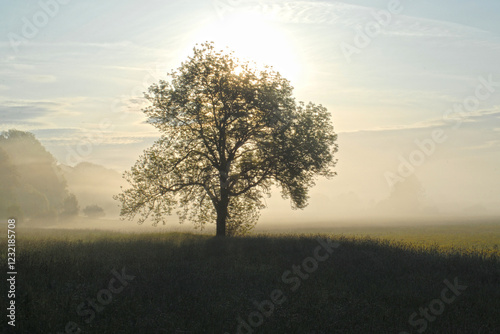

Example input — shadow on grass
[4,231,499,333]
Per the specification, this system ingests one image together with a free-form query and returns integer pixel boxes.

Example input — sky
[1,0,500,223]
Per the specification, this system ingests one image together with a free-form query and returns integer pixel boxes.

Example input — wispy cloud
[33,127,158,146]
[339,107,500,134]
[0,97,82,128]
[462,139,500,151]
[28,75,57,83]
[0,40,169,56]
[0,100,60,125]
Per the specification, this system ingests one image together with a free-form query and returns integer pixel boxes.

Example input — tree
[61,193,80,216]
[0,147,18,219]
[115,42,338,237]
[0,129,70,220]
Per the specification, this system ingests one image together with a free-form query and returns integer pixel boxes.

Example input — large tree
[115,42,338,236]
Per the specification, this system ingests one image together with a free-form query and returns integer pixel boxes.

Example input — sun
[193,10,302,83]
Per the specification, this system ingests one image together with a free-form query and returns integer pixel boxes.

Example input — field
[1,220,499,333]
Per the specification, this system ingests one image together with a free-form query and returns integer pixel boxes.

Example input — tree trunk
[217,150,229,237]
[216,196,229,237]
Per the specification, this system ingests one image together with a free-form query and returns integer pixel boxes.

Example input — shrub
[83,204,105,218]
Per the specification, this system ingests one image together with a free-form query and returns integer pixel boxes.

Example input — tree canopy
[0,146,18,217]
[0,129,78,221]
[115,42,338,236]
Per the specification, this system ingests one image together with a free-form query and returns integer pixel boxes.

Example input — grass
[1,223,499,333]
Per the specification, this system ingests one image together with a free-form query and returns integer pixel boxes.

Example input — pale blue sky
[1,0,499,220]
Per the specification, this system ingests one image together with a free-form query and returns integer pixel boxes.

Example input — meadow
[1,220,499,333]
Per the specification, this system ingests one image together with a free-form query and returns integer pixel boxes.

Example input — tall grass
[1,228,499,333]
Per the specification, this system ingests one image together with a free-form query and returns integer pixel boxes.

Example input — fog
[4,125,496,233]
[2,120,499,233]
[60,162,124,218]
[259,127,500,228]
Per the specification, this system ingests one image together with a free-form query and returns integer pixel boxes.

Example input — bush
[82,204,105,218]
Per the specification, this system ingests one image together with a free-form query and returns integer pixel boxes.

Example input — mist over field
[1,121,499,232]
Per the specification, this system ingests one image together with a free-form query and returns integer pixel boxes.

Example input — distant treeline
[0,129,79,222]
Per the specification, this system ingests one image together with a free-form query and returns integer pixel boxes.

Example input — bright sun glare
[194,10,301,82]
